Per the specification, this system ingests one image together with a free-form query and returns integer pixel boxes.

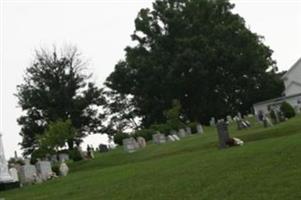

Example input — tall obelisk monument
[0,133,14,183]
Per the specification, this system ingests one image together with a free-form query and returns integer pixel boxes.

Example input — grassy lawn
[1,115,301,200]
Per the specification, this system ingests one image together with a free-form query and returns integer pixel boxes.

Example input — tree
[35,120,76,158]
[16,46,104,156]
[280,102,296,119]
[106,0,284,126]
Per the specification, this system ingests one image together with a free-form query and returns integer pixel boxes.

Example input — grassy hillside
[1,115,301,200]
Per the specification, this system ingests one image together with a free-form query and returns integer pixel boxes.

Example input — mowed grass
[2,115,301,200]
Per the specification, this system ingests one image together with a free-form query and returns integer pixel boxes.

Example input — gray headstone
[122,137,138,153]
[177,129,187,138]
[210,117,216,127]
[226,115,233,123]
[19,160,37,184]
[137,137,146,148]
[35,161,52,181]
[196,124,204,134]
[58,153,69,162]
[185,127,192,135]
[216,120,230,149]
[152,133,166,144]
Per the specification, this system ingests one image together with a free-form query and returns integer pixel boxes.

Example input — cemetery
[1,0,301,199]
[1,114,301,199]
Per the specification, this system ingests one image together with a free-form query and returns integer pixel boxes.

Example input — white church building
[253,58,301,115]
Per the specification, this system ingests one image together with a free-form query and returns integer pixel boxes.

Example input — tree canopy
[106,0,284,126]
[16,46,104,155]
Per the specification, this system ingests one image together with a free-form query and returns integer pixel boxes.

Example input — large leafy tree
[106,0,283,126]
[16,46,104,155]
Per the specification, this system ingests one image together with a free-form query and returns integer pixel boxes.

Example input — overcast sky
[1,0,301,158]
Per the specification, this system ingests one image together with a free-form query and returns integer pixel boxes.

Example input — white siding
[284,59,301,96]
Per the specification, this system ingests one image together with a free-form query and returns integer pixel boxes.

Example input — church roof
[282,57,301,79]
[253,92,301,106]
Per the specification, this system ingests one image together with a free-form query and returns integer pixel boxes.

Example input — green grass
[2,115,301,200]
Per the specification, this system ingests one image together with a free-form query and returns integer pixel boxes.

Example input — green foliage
[134,129,155,141]
[39,120,76,154]
[52,163,60,176]
[69,148,83,162]
[16,46,104,156]
[269,110,277,123]
[150,124,171,135]
[106,0,283,127]
[113,132,130,146]
[164,100,185,130]
[280,102,296,119]
[187,122,198,134]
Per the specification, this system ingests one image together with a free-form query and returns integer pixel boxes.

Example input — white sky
[1,0,301,158]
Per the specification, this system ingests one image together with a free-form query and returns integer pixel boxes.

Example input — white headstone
[137,137,146,148]
[9,168,19,182]
[196,124,204,134]
[185,127,192,135]
[59,161,69,176]
[167,135,176,142]
[172,134,180,141]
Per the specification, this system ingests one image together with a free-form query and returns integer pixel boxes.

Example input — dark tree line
[16,0,284,156]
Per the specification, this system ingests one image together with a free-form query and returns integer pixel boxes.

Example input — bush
[187,122,198,134]
[150,124,171,135]
[52,163,60,175]
[113,132,130,146]
[69,148,83,162]
[280,102,296,119]
[134,129,155,141]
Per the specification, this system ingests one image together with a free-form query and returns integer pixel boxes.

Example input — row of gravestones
[10,157,70,186]
[122,124,204,153]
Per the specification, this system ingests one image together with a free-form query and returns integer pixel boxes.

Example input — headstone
[122,137,138,153]
[172,134,180,141]
[137,137,146,148]
[51,154,58,164]
[196,124,204,134]
[177,129,187,138]
[237,112,242,120]
[58,153,69,162]
[216,120,230,149]
[167,135,176,142]
[169,130,177,135]
[226,115,233,123]
[98,144,109,153]
[185,127,192,135]
[9,168,19,182]
[35,161,52,181]
[236,119,245,130]
[59,161,69,176]
[152,133,166,144]
[19,159,37,185]
[210,117,216,127]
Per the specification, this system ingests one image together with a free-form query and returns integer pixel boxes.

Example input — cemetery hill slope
[2,115,301,200]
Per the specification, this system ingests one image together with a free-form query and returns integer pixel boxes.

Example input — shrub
[280,102,296,119]
[134,129,155,141]
[269,110,277,123]
[52,163,60,175]
[113,132,130,146]
[187,122,198,134]
[69,148,83,162]
[150,124,171,135]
